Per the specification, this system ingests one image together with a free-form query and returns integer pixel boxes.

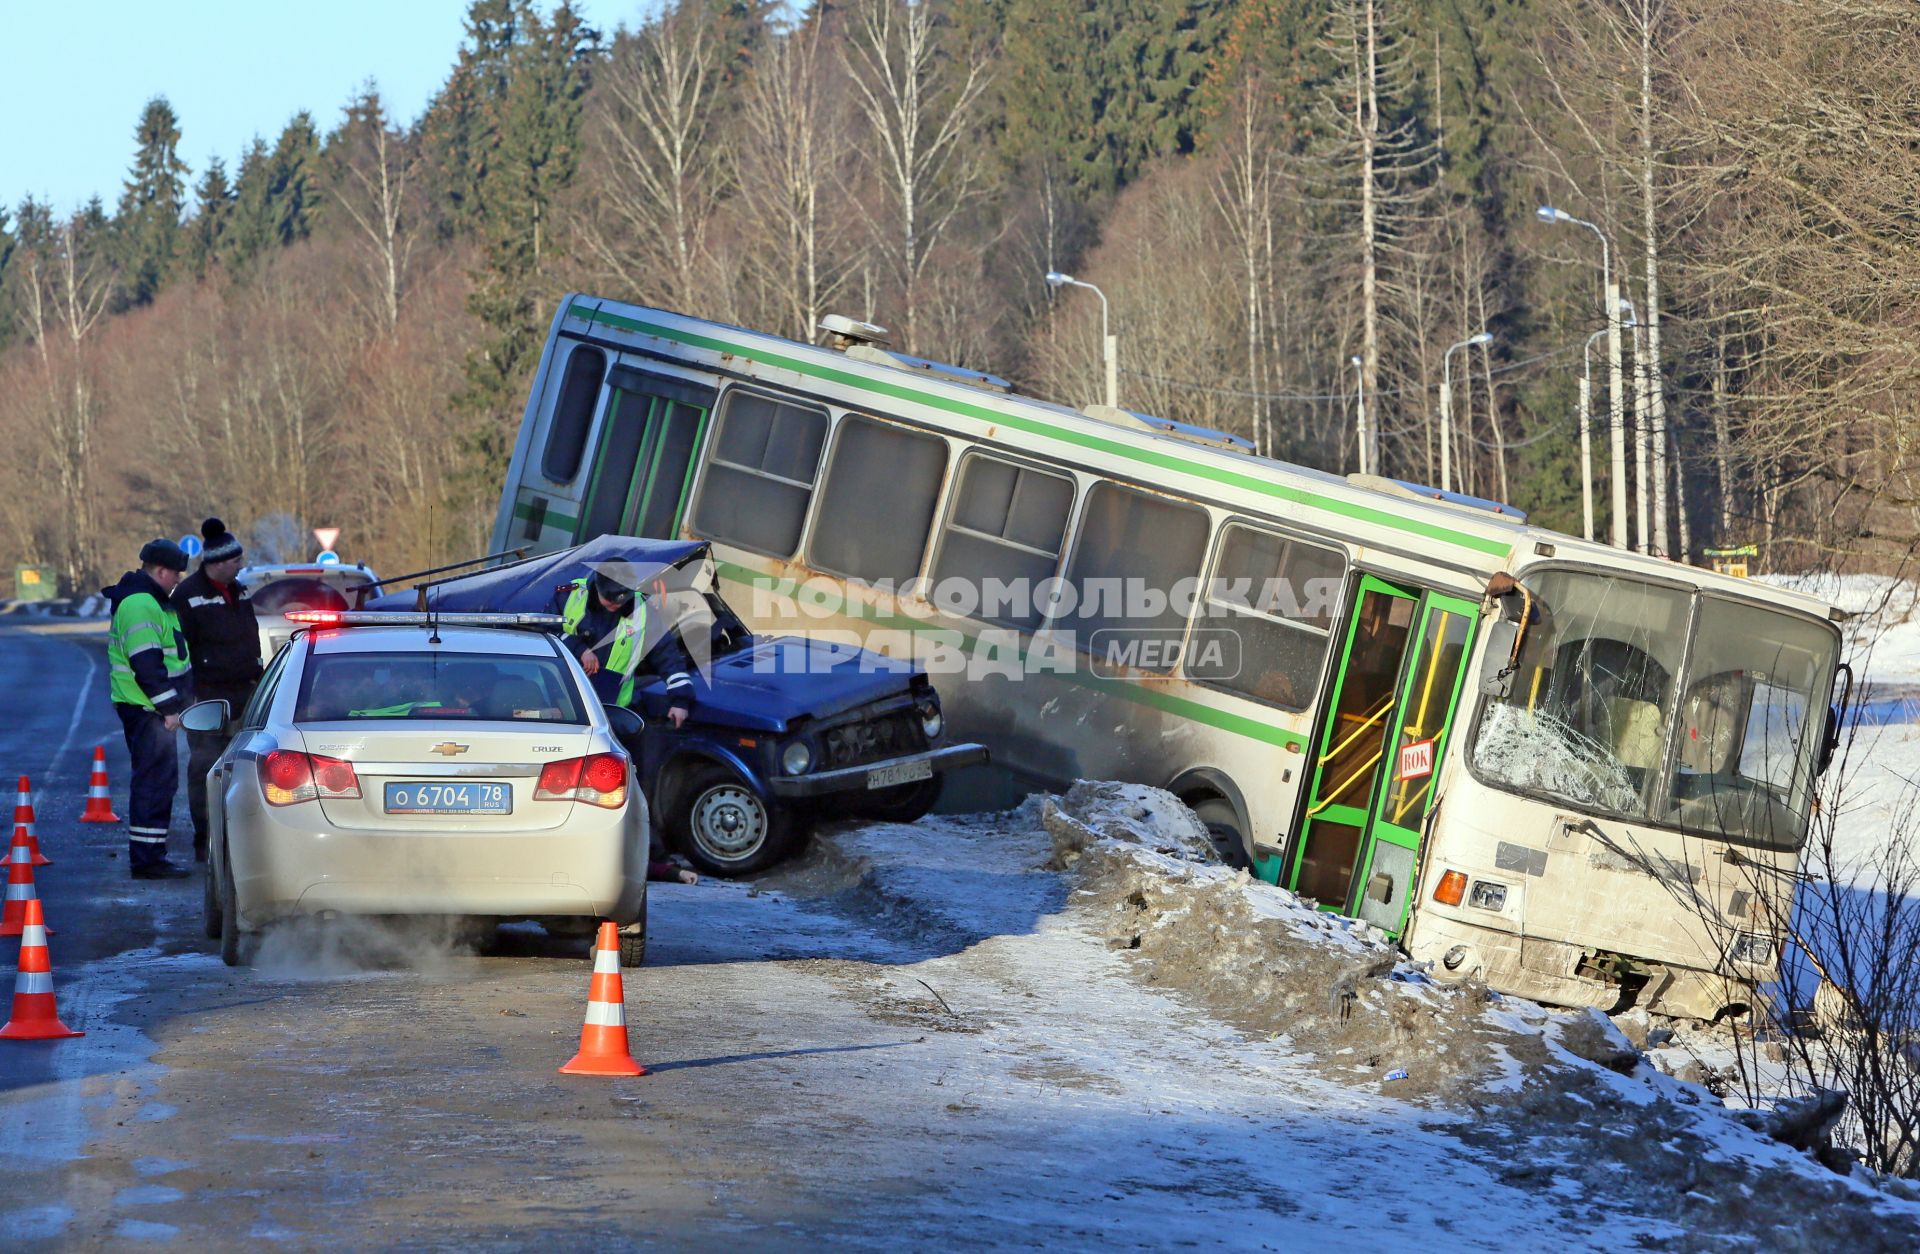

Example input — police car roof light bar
[283,610,565,630]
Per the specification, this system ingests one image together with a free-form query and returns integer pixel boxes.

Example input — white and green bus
[492,295,1848,1021]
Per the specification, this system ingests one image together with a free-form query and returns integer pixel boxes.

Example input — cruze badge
[431,743,470,756]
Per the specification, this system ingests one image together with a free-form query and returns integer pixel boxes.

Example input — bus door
[576,370,716,542]
[1285,577,1478,937]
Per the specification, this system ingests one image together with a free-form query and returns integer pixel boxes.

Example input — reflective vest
[561,578,648,706]
[109,589,192,711]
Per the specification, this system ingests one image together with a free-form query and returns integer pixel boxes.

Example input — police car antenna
[426,507,442,644]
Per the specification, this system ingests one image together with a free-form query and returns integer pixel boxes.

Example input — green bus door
[577,376,713,543]
[1285,577,1478,937]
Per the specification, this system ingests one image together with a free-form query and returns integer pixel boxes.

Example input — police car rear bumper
[769,743,989,798]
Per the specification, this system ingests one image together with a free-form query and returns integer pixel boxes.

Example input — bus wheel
[849,775,943,824]
[675,765,795,877]
[1190,797,1251,870]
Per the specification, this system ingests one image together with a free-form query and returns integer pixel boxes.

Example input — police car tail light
[534,752,628,808]
[262,749,361,805]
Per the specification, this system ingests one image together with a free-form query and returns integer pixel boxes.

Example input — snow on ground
[788,783,1920,1248]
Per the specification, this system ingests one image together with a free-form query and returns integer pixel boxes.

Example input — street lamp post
[1351,355,1367,474]
[1537,206,1626,549]
[1440,332,1493,494]
[1579,327,1608,542]
[1044,271,1117,409]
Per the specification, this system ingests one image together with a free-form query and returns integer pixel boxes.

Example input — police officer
[175,518,262,862]
[554,565,696,726]
[104,538,195,879]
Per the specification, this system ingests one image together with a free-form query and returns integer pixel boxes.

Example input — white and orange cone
[79,745,120,823]
[15,775,50,866]
[0,898,83,1040]
[0,827,51,938]
[560,922,646,1076]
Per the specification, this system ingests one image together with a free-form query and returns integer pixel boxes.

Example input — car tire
[617,897,648,968]
[672,765,795,877]
[848,774,942,824]
[218,837,255,967]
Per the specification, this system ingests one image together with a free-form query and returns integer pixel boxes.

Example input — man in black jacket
[176,518,262,862]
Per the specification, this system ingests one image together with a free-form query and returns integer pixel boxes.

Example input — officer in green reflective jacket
[554,567,695,724]
[104,538,195,879]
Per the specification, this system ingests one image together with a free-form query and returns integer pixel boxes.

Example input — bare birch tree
[326,87,417,339]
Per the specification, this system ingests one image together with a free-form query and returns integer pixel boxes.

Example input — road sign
[179,534,203,560]
[13,566,57,603]
[315,550,341,565]
[313,527,340,552]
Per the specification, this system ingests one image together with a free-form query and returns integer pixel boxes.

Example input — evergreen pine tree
[184,156,234,278]
[222,137,276,270]
[267,112,323,245]
[420,0,524,237]
[115,96,190,305]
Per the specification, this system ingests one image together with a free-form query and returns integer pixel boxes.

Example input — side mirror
[180,699,231,734]
[603,703,645,741]
[1478,619,1519,698]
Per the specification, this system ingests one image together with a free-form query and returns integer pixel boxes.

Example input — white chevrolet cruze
[186,613,649,967]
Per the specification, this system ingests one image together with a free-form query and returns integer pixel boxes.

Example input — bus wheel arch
[1167,768,1252,869]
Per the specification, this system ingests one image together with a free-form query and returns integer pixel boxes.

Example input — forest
[1,0,1914,592]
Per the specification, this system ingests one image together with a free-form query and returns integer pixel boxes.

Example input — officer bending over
[176,518,262,862]
[105,538,195,879]
[554,566,695,727]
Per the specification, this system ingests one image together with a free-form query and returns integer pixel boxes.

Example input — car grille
[820,710,927,770]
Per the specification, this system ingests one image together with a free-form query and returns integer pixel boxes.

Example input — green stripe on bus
[570,303,1513,560]
[712,559,1307,751]
[514,500,579,531]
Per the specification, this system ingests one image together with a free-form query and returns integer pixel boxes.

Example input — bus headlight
[919,703,943,740]
[782,741,813,776]
[1468,879,1508,912]
[1728,932,1775,967]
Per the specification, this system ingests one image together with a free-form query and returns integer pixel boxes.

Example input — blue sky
[0,1,604,218]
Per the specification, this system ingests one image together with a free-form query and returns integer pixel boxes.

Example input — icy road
[1,621,1916,1250]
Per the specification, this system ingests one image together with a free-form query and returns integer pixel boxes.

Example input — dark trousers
[188,681,252,858]
[115,703,178,868]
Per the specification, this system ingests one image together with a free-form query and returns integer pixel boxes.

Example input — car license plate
[865,758,933,790]
[384,782,512,815]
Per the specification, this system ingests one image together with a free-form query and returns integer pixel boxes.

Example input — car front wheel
[673,765,795,877]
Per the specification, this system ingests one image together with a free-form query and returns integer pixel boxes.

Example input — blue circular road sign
[315,550,341,565]
[179,534,203,559]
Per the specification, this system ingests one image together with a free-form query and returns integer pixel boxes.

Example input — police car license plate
[865,759,932,790]
[384,782,512,815]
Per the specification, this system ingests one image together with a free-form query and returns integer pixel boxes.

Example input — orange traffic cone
[15,775,50,866]
[0,827,52,938]
[0,899,83,1040]
[79,745,120,823]
[560,922,646,1076]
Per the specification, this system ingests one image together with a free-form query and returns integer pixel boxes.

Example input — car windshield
[296,650,588,724]
[1470,570,1837,850]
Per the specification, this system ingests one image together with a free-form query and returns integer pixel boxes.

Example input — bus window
[689,391,828,557]
[1471,571,1690,818]
[1662,598,1834,848]
[931,453,1073,630]
[1190,523,1344,709]
[810,415,950,583]
[540,345,606,484]
[1057,482,1208,674]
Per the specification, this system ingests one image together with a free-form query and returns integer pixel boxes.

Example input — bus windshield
[1470,569,1837,849]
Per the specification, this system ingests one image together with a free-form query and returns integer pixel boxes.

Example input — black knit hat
[200,517,243,564]
[139,537,189,572]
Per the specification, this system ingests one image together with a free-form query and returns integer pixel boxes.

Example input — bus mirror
[1479,620,1519,698]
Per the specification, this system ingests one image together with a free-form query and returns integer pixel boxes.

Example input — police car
[184,611,650,967]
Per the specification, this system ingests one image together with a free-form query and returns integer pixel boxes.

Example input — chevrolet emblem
[431,742,470,756]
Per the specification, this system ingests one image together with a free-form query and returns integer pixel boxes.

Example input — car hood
[637,636,919,733]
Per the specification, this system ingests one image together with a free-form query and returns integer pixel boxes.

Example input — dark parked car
[367,536,986,875]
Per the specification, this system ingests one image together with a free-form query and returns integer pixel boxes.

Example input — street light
[1440,332,1492,493]
[1538,205,1626,549]
[1350,355,1367,474]
[1045,271,1117,409]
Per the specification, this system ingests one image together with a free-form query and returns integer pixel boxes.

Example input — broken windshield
[1469,570,1837,849]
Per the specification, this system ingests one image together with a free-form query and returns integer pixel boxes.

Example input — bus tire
[673,765,796,877]
[1189,796,1252,870]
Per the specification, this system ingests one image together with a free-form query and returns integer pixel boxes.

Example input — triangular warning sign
[313,527,341,551]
